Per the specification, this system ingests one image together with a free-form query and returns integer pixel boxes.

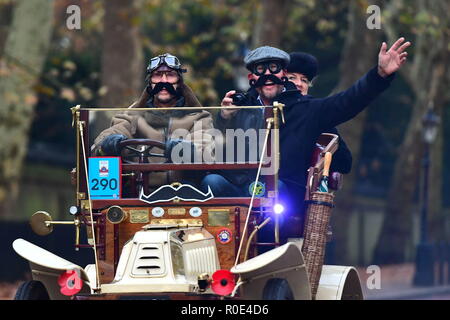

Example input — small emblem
[217,228,232,244]
[151,207,164,218]
[99,160,109,177]
[189,207,202,217]
[248,181,265,198]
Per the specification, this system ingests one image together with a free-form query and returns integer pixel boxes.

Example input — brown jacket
[93,84,214,188]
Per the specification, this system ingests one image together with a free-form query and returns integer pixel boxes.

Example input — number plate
[88,157,121,200]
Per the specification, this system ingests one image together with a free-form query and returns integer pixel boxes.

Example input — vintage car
[12,104,363,300]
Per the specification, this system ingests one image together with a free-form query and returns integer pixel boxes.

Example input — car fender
[316,265,363,300]
[231,242,312,300]
[12,238,93,299]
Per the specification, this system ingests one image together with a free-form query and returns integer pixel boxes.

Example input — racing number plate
[88,157,121,200]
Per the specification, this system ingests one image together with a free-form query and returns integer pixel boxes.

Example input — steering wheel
[118,139,166,164]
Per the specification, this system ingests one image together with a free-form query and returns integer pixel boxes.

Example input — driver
[93,53,215,192]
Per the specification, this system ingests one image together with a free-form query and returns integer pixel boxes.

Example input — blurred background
[0,0,449,298]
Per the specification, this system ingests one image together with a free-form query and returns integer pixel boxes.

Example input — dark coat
[216,66,394,200]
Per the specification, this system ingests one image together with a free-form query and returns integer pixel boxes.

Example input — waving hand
[378,37,411,77]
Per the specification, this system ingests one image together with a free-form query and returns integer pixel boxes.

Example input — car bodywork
[13,105,363,300]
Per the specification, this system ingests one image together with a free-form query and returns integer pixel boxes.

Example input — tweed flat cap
[244,46,290,71]
[287,52,318,81]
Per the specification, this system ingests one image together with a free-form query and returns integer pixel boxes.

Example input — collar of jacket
[143,96,189,128]
[246,80,303,107]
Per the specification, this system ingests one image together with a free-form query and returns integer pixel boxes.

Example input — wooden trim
[91,198,267,210]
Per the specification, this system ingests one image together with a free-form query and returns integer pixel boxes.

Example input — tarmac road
[414,292,450,300]
[359,263,450,300]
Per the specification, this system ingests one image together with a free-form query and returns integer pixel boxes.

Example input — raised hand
[378,37,411,77]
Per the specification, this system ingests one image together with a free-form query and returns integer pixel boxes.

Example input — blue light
[274,203,284,215]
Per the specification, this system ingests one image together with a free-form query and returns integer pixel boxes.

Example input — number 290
[91,178,117,190]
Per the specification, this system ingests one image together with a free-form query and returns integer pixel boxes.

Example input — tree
[0,0,54,218]
[93,0,144,138]
[0,1,13,56]
[252,0,290,47]
[373,0,450,263]
[328,0,383,264]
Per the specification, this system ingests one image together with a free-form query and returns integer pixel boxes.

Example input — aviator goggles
[147,53,186,74]
[252,60,283,76]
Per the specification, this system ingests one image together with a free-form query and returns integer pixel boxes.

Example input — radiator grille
[184,245,219,280]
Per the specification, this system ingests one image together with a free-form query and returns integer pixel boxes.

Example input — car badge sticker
[248,181,265,198]
[217,228,232,245]
[151,207,164,218]
[99,160,109,177]
[140,184,214,204]
[189,207,202,217]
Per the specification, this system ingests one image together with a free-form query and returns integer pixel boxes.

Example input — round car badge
[217,228,232,245]
[248,181,265,198]
[151,207,164,218]
[189,207,202,217]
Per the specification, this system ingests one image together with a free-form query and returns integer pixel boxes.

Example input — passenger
[210,52,353,200]
[218,39,410,237]
[93,53,216,193]
[286,51,352,174]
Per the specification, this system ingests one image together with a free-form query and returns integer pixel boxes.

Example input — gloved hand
[164,139,196,163]
[99,134,127,155]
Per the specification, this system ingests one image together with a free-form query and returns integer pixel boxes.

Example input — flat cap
[287,52,318,81]
[244,46,290,71]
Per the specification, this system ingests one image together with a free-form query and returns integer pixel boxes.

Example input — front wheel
[14,281,50,300]
[262,278,294,300]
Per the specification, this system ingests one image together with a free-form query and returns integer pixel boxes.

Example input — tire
[262,278,294,300]
[14,281,50,300]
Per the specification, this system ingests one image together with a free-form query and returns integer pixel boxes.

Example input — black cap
[287,52,318,81]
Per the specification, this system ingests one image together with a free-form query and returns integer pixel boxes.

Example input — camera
[231,92,250,106]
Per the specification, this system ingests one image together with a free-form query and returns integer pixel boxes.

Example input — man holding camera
[216,39,410,235]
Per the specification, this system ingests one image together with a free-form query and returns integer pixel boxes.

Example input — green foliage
[25,0,368,163]
[30,43,102,150]
[136,0,350,104]
[139,0,254,105]
[25,0,450,202]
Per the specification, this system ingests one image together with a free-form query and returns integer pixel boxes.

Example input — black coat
[216,66,394,200]
[300,94,352,174]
